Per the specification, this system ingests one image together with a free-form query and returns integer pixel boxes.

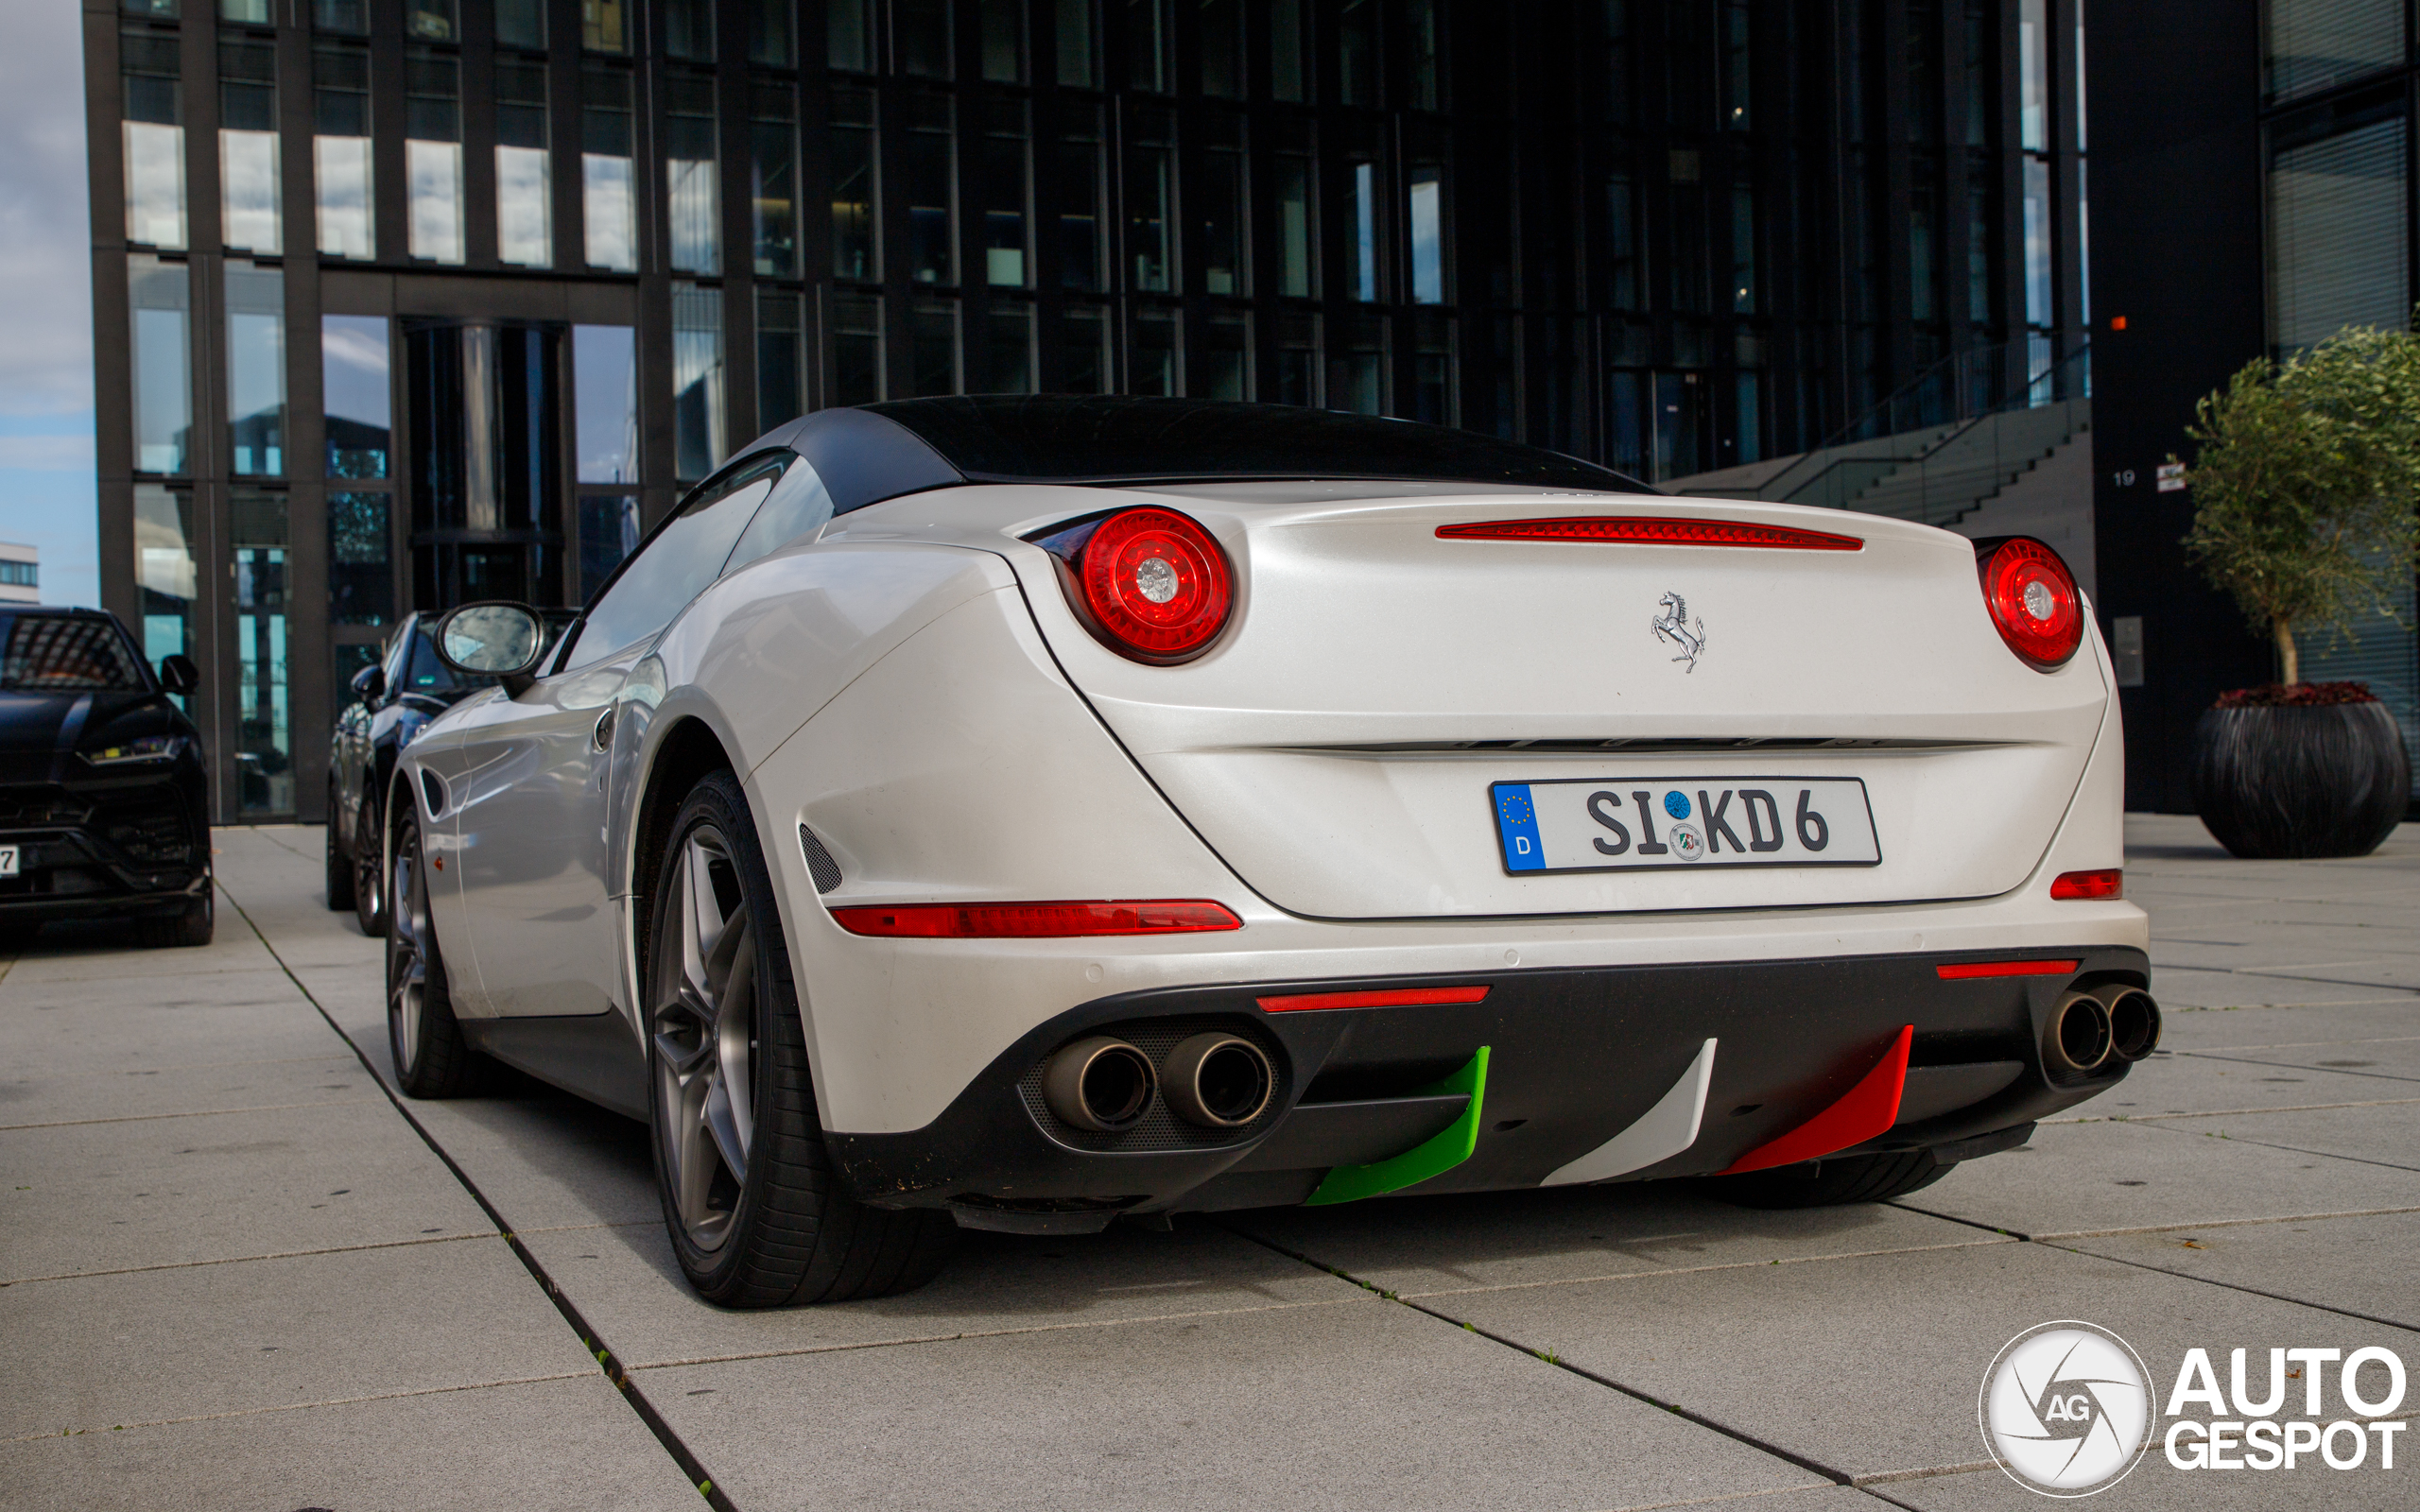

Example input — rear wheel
[324,782,355,911]
[1703,1149,1953,1209]
[135,892,214,949]
[352,793,386,936]
[648,769,955,1307]
[386,813,484,1097]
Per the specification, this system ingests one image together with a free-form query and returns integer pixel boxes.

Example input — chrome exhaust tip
[1162,1033,1274,1127]
[2045,990,2115,1076]
[1042,1037,1157,1132]
[2100,987,2162,1062]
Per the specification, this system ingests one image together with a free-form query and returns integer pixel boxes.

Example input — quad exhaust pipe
[2043,985,2162,1076]
[1042,1037,1157,1132]
[1162,1033,1274,1127]
[1041,1031,1277,1132]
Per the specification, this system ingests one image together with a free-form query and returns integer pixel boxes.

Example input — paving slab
[0,1237,599,1439]
[0,1373,706,1512]
[525,1217,1372,1368]
[1226,1180,2009,1299]
[1893,1445,2413,1512]
[0,1049,369,1126]
[2129,1100,2420,1174]
[2130,965,2418,1011]
[400,1081,660,1233]
[2043,1051,2420,1121]
[1894,1118,2420,1238]
[2152,1001,2420,1050]
[642,1294,1829,1512]
[1407,1237,2386,1485]
[0,1099,490,1281]
[2186,1038,2420,1084]
[2052,1207,2420,1331]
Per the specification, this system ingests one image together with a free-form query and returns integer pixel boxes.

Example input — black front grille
[95,792,191,866]
[1017,1015,1289,1154]
[0,790,94,826]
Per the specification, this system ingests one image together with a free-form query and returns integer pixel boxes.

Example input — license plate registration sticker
[1492,778,1880,874]
[0,846,18,877]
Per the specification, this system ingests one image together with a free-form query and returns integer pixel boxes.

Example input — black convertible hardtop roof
[750,397,1650,514]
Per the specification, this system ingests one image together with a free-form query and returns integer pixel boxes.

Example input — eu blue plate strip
[1493,783,1545,871]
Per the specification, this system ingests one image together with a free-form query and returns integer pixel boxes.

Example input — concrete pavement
[2,814,2414,1509]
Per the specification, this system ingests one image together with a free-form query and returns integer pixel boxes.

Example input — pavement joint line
[1,1368,596,1444]
[2163,1034,2420,1050]
[2177,1050,2420,1085]
[1222,1221,1873,1501]
[1848,1460,1998,1486]
[18,1052,368,1075]
[512,1219,658,1234]
[0,1229,493,1289]
[618,1295,1369,1373]
[1392,1237,2019,1300]
[2031,1242,2420,1336]
[1889,1199,2420,1243]
[2047,1096,2420,1123]
[216,883,738,1512]
[0,1098,386,1131]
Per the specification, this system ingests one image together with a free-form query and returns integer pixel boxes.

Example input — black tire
[1702,1148,1955,1210]
[324,784,356,911]
[135,892,214,949]
[646,768,956,1307]
[386,812,485,1097]
[352,793,386,937]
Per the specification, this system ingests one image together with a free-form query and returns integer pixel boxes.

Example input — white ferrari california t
[386,396,2152,1307]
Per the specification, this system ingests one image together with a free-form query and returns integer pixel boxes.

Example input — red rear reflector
[2050,868,2123,901]
[830,901,1243,938]
[1256,985,1492,1013]
[1436,517,1864,551]
[1936,958,2082,980]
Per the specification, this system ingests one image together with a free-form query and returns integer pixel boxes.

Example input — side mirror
[157,653,199,696]
[350,663,386,702]
[432,601,547,697]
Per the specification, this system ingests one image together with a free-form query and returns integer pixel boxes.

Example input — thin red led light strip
[1436,517,1865,551]
[1256,985,1492,1013]
[1936,959,2081,981]
[830,901,1242,938]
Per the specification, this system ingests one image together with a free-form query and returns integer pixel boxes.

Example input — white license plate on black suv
[1492,778,1881,874]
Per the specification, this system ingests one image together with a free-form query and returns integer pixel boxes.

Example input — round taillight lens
[1978,537,2083,670]
[1076,507,1234,662]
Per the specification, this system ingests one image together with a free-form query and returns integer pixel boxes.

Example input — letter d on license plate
[1492,777,1880,874]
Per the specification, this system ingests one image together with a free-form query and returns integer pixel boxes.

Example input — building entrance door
[404,321,567,614]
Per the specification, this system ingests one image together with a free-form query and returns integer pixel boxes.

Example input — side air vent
[798,825,843,893]
[418,770,447,818]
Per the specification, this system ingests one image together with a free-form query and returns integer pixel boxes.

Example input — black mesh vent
[1017,1016,1288,1153]
[797,824,842,893]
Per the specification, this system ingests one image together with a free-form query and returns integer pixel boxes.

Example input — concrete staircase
[1841,401,2087,528]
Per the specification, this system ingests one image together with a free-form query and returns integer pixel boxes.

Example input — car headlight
[85,735,185,765]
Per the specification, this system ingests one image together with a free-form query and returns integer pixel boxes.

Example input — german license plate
[1492,778,1881,874]
[0,846,18,877]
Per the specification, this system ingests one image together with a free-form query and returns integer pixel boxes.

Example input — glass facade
[91,0,2077,821]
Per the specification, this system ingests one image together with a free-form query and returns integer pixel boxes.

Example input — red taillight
[1256,985,1492,1013]
[1437,517,1864,551]
[1977,537,2084,669]
[828,900,1243,937]
[1937,958,2082,980]
[2049,868,2122,901]
[1063,507,1234,662]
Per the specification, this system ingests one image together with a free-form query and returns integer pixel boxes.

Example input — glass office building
[89,0,2083,819]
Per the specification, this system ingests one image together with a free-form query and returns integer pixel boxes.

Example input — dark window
[2,617,147,693]
[861,395,1646,490]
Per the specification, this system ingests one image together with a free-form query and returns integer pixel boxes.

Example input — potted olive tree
[2179,323,2420,858]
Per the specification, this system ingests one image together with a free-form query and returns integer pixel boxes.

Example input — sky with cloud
[0,1,97,608]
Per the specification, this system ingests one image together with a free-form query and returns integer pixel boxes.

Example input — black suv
[0,608,213,948]
[325,610,570,934]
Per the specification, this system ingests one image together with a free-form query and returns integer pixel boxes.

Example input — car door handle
[593,706,615,751]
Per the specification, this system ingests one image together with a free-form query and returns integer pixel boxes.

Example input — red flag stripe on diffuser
[1719,1025,1914,1176]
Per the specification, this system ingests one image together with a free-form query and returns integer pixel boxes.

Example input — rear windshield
[863,397,1648,492]
[0,616,148,693]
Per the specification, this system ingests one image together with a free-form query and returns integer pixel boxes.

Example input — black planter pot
[2190,701,2411,859]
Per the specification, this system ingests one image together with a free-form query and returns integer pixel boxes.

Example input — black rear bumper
[829,945,2149,1227]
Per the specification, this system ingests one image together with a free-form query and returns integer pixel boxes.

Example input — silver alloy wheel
[652,825,757,1253]
[387,824,427,1076]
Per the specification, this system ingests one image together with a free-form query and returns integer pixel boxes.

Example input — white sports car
[388,397,2153,1307]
